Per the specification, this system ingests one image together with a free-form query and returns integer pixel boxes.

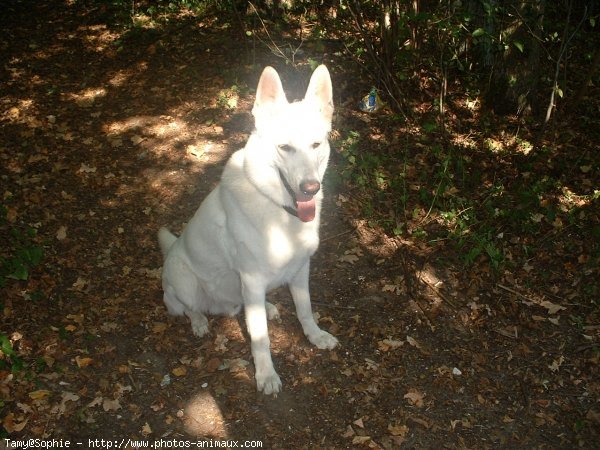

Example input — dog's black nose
[300,180,320,196]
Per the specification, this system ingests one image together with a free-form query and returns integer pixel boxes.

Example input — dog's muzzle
[279,170,319,222]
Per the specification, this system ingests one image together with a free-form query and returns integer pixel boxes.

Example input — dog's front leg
[289,261,339,350]
[242,275,282,395]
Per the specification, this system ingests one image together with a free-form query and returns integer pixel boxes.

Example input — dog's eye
[311,142,321,149]
[278,144,293,152]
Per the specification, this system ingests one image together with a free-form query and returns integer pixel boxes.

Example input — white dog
[158,65,338,395]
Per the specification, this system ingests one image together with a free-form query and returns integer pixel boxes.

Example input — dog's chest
[265,222,318,268]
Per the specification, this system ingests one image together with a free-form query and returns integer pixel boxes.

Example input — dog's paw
[256,370,282,396]
[266,302,280,321]
[308,329,339,350]
[191,322,209,337]
[188,313,209,337]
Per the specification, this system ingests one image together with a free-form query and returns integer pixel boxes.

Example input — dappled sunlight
[105,115,185,137]
[151,119,187,138]
[183,391,228,438]
[67,86,107,107]
[2,0,597,445]
[77,24,120,53]
[2,98,37,124]
[108,69,133,87]
[267,225,294,265]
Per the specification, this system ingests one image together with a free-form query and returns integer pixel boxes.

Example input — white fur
[159,65,338,395]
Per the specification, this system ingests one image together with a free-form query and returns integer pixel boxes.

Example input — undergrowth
[0,204,44,374]
[333,124,599,275]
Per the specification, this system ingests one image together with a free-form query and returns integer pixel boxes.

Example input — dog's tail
[158,227,177,258]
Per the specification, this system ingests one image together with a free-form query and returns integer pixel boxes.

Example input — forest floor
[1,1,598,448]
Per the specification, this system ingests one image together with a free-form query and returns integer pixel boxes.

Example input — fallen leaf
[382,284,402,295]
[172,366,187,377]
[540,301,566,315]
[53,391,79,417]
[131,135,145,145]
[160,374,171,387]
[206,357,221,372]
[78,163,97,173]
[2,413,28,433]
[16,402,32,414]
[187,144,205,159]
[404,390,425,408]
[353,418,365,428]
[388,423,409,437]
[530,213,544,223]
[56,226,67,240]
[408,415,431,429]
[552,217,563,228]
[219,358,249,373]
[548,317,560,325]
[406,335,429,354]
[214,334,229,352]
[29,390,51,400]
[87,396,103,408]
[102,398,121,411]
[341,425,355,438]
[71,277,88,291]
[585,409,600,424]
[378,338,404,352]
[101,322,119,332]
[141,422,152,436]
[6,207,17,223]
[152,322,168,333]
[336,194,349,206]
[109,139,122,148]
[75,356,93,368]
[339,253,359,264]
[548,355,564,372]
[67,313,84,324]
[116,383,132,397]
[339,246,363,264]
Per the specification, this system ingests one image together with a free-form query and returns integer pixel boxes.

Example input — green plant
[0,205,44,288]
[217,85,240,110]
[0,334,24,374]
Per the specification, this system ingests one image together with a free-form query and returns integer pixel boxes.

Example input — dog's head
[247,65,334,222]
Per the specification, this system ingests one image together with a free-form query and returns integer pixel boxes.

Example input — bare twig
[574,343,598,353]
[543,2,588,128]
[346,1,407,117]
[418,276,458,310]
[311,301,361,310]
[321,228,354,243]
[247,2,305,66]
[497,283,536,304]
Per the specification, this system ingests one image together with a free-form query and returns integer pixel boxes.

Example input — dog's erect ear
[305,65,333,122]
[253,66,287,118]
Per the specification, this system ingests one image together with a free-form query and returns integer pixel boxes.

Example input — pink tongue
[296,197,316,222]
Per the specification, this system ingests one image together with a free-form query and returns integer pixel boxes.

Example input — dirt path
[1,1,598,448]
